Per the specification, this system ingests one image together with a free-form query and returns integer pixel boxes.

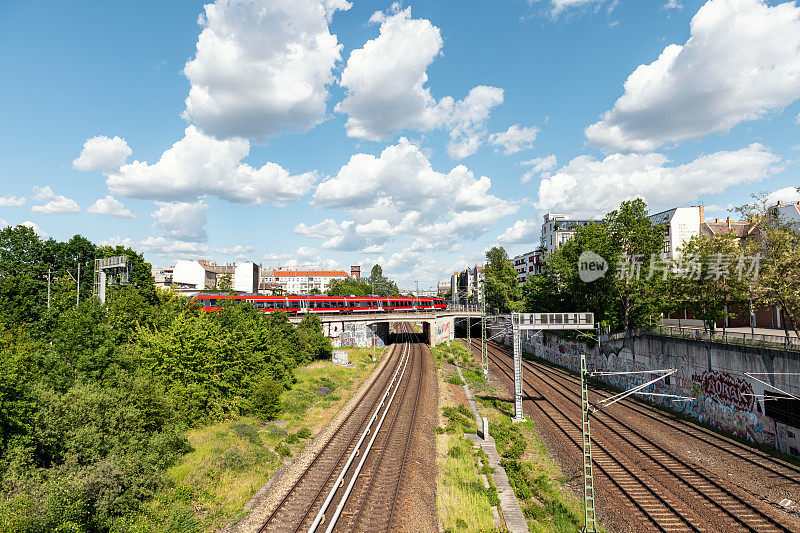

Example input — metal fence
[448,304,481,312]
[609,325,800,352]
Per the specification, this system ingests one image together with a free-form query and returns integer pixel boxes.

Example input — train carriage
[190,294,447,314]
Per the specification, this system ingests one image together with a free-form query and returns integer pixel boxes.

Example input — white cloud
[309,138,516,251]
[72,135,132,172]
[336,5,445,141]
[296,246,315,258]
[796,112,800,124]
[664,0,683,9]
[489,124,540,155]
[151,200,209,242]
[335,6,503,157]
[263,252,293,261]
[765,186,800,205]
[294,218,345,239]
[586,0,800,152]
[551,0,603,15]
[498,218,540,245]
[361,244,385,254]
[30,186,80,214]
[445,86,505,159]
[21,221,48,238]
[0,195,25,207]
[520,155,557,183]
[536,143,781,218]
[138,236,210,256]
[107,126,317,204]
[87,195,135,218]
[182,0,350,139]
[218,244,256,259]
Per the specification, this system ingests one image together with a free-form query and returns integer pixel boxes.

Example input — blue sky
[1,0,799,289]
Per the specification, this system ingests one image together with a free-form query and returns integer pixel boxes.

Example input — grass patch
[446,375,466,386]
[130,346,383,532]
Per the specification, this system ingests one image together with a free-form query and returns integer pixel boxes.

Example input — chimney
[698,205,704,225]
[778,200,784,206]
[726,216,732,229]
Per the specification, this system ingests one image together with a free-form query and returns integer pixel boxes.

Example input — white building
[233,262,259,293]
[152,267,173,290]
[540,213,598,254]
[512,248,543,286]
[265,269,350,294]
[648,206,704,262]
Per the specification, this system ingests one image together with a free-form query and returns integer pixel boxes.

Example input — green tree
[367,264,400,297]
[217,273,233,292]
[604,199,665,331]
[739,195,800,337]
[327,278,371,296]
[673,233,748,333]
[484,247,522,313]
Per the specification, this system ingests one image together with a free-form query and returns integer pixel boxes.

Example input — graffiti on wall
[693,370,755,412]
[496,329,790,453]
[433,319,453,345]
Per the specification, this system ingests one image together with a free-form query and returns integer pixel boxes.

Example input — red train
[191,294,448,314]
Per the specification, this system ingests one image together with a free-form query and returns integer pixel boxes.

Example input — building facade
[648,206,704,262]
[264,269,350,294]
[452,265,484,305]
[540,213,598,254]
[437,281,450,296]
[512,248,543,286]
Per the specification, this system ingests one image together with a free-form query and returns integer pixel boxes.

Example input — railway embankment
[138,346,384,532]
[433,340,583,532]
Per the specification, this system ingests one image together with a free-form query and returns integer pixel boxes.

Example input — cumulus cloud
[765,186,800,205]
[335,6,503,157]
[586,0,800,152]
[30,186,80,214]
[0,195,25,207]
[182,0,350,139]
[87,195,135,218]
[520,155,557,183]
[107,126,317,204]
[489,124,540,155]
[22,221,49,238]
[151,200,209,242]
[535,143,781,218]
[294,218,345,239]
[309,138,516,251]
[498,218,540,245]
[72,135,132,172]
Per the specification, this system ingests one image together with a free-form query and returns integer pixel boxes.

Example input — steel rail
[479,339,795,532]
[319,328,413,533]
[348,327,422,532]
[497,338,800,482]
[472,339,699,531]
[308,326,412,533]
[258,343,403,532]
[387,333,424,531]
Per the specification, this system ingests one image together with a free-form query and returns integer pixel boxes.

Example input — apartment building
[540,213,598,254]
[264,269,350,294]
[512,248,543,286]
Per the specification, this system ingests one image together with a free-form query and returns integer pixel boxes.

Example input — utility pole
[76,262,80,308]
[47,268,51,309]
[415,280,419,296]
[580,353,597,533]
[480,280,487,377]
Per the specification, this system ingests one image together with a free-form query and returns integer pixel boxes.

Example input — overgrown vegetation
[0,226,334,532]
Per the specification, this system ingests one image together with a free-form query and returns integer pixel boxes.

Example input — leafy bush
[253,378,283,421]
[446,375,465,386]
[295,427,311,439]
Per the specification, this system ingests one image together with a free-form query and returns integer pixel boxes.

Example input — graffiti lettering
[694,370,754,412]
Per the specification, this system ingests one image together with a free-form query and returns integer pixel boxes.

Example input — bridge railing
[448,304,480,312]
[608,324,800,352]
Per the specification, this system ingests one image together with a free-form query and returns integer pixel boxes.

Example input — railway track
[468,338,800,532]
[260,324,424,532]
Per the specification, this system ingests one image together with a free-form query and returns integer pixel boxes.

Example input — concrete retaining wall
[432,316,455,345]
[488,319,800,457]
